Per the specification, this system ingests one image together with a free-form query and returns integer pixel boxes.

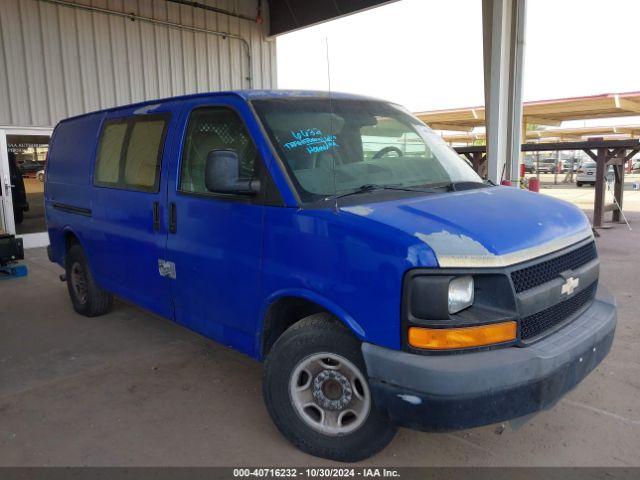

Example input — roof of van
[57,90,385,124]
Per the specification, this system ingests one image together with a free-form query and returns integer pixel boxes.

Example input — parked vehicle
[576,161,614,187]
[7,151,29,224]
[523,157,535,173]
[45,91,616,462]
[562,159,579,173]
[576,161,596,187]
[632,161,640,173]
[17,159,45,176]
[533,159,556,174]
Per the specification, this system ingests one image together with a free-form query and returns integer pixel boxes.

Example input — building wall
[0,0,277,128]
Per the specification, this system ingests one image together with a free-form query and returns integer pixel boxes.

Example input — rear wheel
[65,244,113,317]
[577,182,583,187]
[263,313,397,462]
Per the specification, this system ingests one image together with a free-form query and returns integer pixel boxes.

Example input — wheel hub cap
[70,262,88,304]
[289,352,371,436]
[312,370,352,410]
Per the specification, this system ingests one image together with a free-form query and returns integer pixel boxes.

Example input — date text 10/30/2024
[233,468,401,478]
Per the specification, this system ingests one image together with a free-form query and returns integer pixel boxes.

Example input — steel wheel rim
[289,352,371,436]
[70,262,88,305]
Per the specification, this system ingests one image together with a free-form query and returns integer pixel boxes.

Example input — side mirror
[204,149,260,195]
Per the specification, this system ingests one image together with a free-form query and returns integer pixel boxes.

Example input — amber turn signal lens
[408,321,517,350]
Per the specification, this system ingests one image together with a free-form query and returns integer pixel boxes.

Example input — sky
[276,0,640,125]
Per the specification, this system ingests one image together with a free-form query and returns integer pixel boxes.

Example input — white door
[0,127,53,248]
[0,130,15,236]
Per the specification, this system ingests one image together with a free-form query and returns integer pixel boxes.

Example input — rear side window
[94,114,169,192]
[124,119,166,190]
[95,122,127,185]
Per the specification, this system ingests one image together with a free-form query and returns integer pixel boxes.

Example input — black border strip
[0,467,637,480]
[52,203,92,217]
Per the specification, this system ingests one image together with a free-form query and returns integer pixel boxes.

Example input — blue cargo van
[45,91,616,461]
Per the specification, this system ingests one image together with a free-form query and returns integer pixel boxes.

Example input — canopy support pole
[482,0,527,184]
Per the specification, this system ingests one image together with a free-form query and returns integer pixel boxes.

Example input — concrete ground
[0,207,639,466]
[534,173,640,214]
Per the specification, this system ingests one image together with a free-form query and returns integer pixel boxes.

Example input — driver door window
[180,107,257,194]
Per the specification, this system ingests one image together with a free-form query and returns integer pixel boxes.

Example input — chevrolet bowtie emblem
[561,276,579,296]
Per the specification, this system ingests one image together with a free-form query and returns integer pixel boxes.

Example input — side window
[123,119,166,191]
[179,107,257,194]
[94,115,168,192]
[95,122,127,186]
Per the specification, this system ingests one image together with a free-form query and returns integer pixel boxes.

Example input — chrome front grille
[511,241,597,293]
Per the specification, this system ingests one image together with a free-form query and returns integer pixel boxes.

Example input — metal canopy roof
[415,91,640,131]
[455,138,640,154]
[268,0,398,36]
[442,124,640,145]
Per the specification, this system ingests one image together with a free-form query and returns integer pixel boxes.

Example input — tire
[263,313,397,462]
[577,182,582,187]
[65,244,113,317]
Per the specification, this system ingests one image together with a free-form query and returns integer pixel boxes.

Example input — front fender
[259,288,367,343]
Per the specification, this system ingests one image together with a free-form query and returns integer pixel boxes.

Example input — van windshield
[251,98,483,203]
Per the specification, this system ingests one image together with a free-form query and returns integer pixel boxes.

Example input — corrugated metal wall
[0,0,277,128]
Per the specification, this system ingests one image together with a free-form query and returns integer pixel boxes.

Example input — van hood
[340,186,592,268]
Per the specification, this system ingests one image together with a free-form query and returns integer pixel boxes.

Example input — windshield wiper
[411,180,490,192]
[448,180,494,191]
[324,183,451,202]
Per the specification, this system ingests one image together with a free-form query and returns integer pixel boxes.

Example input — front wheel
[263,313,397,462]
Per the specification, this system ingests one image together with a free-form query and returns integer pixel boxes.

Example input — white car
[576,162,596,186]
[576,162,613,187]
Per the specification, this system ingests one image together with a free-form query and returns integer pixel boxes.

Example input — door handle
[169,202,177,234]
[152,201,160,231]
[3,175,13,196]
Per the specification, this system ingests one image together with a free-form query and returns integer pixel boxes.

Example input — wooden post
[593,147,607,228]
[612,159,624,223]
[464,152,488,178]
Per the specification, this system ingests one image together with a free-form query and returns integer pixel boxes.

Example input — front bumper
[362,284,616,431]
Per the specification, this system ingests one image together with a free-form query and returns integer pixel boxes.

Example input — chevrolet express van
[45,91,616,462]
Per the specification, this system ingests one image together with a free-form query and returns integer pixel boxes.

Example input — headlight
[448,276,474,314]
[405,273,516,351]
[409,275,476,319]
